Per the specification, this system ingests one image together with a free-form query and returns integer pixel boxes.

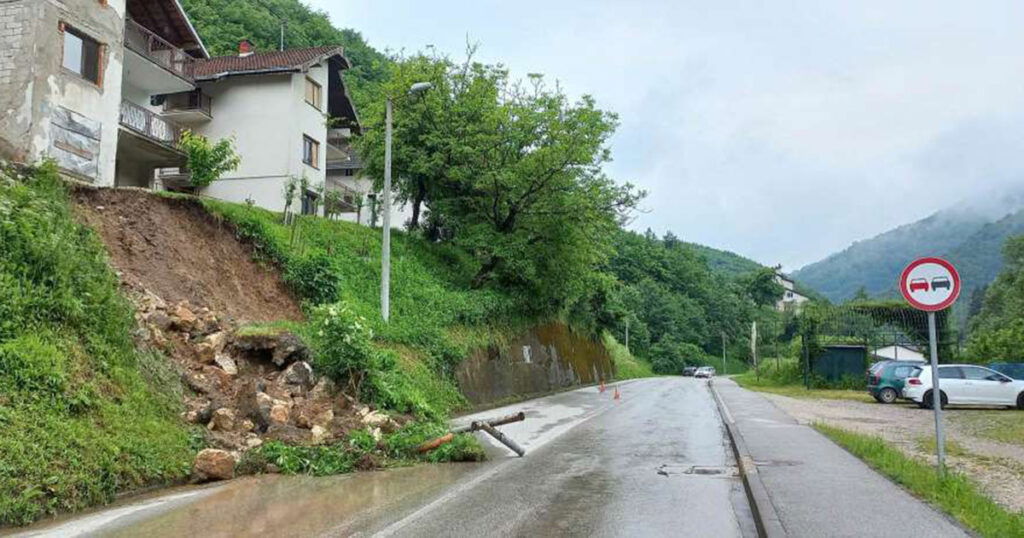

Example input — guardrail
[124,18,195,82]
[120,100,183,149]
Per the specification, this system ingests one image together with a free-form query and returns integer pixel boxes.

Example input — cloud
[319,0,1024,269]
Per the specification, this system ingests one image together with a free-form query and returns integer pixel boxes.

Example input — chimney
[238,40,254,57]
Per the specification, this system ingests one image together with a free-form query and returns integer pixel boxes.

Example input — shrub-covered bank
[0,163,194,525]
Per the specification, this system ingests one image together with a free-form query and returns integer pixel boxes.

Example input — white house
[872,344,926,362]
[0,0,207,187]
[775,272,810,312]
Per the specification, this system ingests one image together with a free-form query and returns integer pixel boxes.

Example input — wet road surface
[11,377,753,537]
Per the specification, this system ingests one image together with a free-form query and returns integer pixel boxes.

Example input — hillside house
[0,0,207,186]
[775,271,810,311]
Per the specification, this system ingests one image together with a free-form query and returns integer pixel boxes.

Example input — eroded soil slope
[73,187,302,323]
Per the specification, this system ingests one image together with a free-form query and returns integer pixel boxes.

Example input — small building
[871,344,925,362]
[775,271,810,312]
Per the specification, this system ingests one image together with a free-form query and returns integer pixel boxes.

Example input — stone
[173,303,198,330]
[269,403,290,424]
[361,410,390,427]
[281,361,315,390]
[207,407,236,432]
[309,377,337,401]
[245,435,263,449]
[266,464,280,474]
[183,398,213,424]
[193,449,235,482]
[214,354,238,375]
[311,425,328,444]
[147,311,173,331]
[205,331,229,353]
[232,331,309,368]
[195,343,217,364]
[240,419,255,432]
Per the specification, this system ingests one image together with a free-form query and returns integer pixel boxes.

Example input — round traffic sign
[899,257,961,311]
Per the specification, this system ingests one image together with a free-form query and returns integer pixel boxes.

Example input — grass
[732,375,874,402]
[915,436,971,458]
[603,332,655,380]
[951,410,1024,448]
[815,423,1024,537]
[0,163,192,526]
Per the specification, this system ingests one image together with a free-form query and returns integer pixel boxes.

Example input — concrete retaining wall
[455,323,614,406]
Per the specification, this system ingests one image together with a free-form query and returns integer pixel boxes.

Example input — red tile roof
[194,46,345,80]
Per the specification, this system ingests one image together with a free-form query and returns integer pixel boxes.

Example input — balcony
[123,19,196,94]
[120,100,183,150]
[161,90,212,124]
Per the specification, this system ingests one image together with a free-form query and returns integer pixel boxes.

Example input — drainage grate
[656,464,738,477]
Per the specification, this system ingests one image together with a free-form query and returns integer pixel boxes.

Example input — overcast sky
[310,0,1024,270]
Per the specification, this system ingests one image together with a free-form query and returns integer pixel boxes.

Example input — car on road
[682,366,698,376]
[694,366,716,378]
[867,359,925,403]
[902,364,1024,409]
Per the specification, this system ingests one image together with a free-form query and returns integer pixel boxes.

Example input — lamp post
[381,82,433,322]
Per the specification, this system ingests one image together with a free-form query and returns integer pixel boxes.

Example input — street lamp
[381,81,433,322]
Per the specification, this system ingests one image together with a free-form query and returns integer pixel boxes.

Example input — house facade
[0,0,207,186]
[775,272,810,312]
[172,44,361,216]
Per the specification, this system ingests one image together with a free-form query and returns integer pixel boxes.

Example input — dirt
[764,393,1024,512]
[72,186,303,324]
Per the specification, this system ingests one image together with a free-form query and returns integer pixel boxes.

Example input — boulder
[207,407,236,432]
[183,398,213,424]
[193,449,235,482]
[147,311,174,331]
[172,303,198,330]
[195,343,217,364]
[269,403,290,424]
[214,354,238,375]
[311,425,329,444]
[205,331,229,353]
[281,361,315,391]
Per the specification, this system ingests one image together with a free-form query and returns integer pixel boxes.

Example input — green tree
[741,267,785,308]
[966,235,1024,360]
[178,130,240,188]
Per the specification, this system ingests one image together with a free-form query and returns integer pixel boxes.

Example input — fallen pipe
[451,411,526,434]
[415,411,527,454]
[477,421,526,457]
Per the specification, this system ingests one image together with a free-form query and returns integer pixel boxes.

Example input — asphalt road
[11,378,753,538]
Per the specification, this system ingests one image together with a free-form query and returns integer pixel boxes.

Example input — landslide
[71,187,303,323]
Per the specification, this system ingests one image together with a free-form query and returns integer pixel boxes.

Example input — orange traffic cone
[599,379,606,393]
[613,386,621,401]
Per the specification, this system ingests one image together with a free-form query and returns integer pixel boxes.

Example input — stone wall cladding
[0,1,28,86]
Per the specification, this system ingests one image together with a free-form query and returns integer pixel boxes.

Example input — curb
[709,379,787,538]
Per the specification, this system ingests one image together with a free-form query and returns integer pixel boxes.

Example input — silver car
[694,366,716,378]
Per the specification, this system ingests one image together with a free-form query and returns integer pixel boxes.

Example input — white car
[902,364,1024,409]
[694,366,716,378]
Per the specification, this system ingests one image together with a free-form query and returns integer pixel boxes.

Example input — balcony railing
[120,100,183,149]
[163,90,212,117]
[124,18,195,82]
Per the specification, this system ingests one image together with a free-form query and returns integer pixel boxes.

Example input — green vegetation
[603,333,654,380]
[816,423,1024,537]
[732,357,871,401]
[915,436,970,458]
[967,235,1024,361]
[0,163,193,525]
[178,130,240,188]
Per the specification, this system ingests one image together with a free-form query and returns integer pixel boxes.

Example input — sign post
[899,257,961,474]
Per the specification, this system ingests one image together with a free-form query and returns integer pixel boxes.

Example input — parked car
[902,364,1024,409]
[867,359,925,403]
[695,366,716,378]
[989,363,1024,380]
[682,366,698,377]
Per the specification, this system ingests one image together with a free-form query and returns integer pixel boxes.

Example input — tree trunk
[471,256,501,289]
[409,179,426,229]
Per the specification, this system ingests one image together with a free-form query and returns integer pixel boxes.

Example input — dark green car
[867,360,925,403]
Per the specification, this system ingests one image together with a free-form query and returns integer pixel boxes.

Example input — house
[871,344,925,362]
[0,0,208,186]
[167,42,362,217]
[775,271,810,312]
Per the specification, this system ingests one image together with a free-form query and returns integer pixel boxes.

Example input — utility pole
[279,20,286,51]
[721,331,727,375]
[751,321,758,379]
[625,319,630,352]
[381,98,393,322]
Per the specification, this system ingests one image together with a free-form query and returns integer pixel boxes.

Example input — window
[962,366,1008,382]
[61,24,103,85]
[893,366,915,379]
[937,367,963,379]
[343,168,355,177]
[302,135,320,168]
[305,77,322,110]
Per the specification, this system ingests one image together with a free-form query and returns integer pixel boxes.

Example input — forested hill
[794,193,1024,303]
[181,0,389,99]
[687,242,763,278]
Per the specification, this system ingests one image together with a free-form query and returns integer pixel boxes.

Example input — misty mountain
[793,190,1024,303]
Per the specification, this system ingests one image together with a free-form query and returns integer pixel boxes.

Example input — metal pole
[722,331,727,375]
[381,97,393,323]
[928,311,945,473]
[624,319,630,352]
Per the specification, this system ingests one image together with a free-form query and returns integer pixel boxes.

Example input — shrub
[285,250,342,304]
[309,302,378,391]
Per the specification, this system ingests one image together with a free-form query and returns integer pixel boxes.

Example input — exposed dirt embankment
[72,187,303,323]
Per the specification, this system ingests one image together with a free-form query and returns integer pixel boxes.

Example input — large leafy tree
[357,53,642,313]
[966,235,1024,361]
